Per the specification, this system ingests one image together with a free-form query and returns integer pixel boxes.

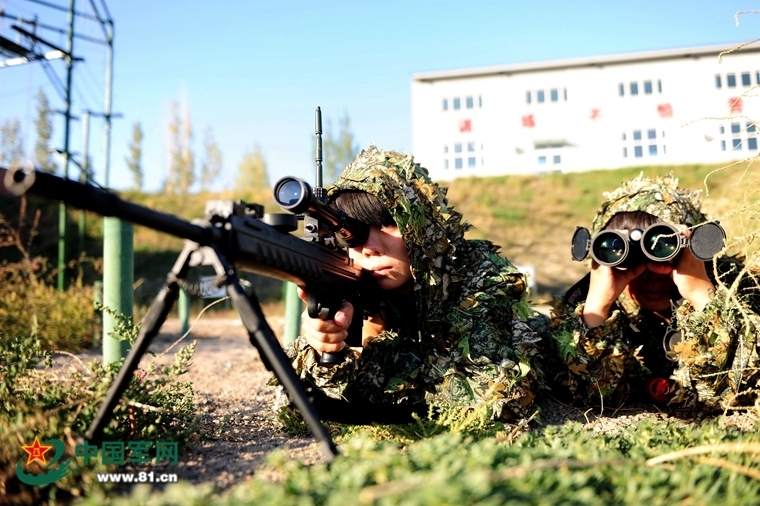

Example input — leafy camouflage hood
[591,172,707,234]
[328,145,472,322]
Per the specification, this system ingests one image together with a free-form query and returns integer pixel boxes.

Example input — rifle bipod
[84,242,339,461]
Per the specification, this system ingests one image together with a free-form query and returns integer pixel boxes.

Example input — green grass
[79,417,760,505]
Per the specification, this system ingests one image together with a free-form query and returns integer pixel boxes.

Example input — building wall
[411,45,760,181]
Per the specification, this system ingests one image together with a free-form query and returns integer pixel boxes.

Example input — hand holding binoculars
[571,221,726,268]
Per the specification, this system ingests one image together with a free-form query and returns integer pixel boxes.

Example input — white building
[411,43,760,181]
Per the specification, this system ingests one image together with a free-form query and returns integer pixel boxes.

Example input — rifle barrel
[1,166,221,246]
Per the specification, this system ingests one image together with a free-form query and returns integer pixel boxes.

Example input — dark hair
[330,190,395,228]
[603,211,660,231]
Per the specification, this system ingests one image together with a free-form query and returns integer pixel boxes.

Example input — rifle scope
[274,177,369,248]
[572,221,726,268]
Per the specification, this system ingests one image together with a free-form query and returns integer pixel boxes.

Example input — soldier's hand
[645,226,715,311]
[583,260,646,328]
[297,287,354,354]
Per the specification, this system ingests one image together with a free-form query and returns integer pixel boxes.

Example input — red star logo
[21,437,54,466]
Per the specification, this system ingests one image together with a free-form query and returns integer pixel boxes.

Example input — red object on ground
[647,377,674,403]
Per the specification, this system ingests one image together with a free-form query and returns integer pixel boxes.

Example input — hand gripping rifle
[0,126,370,461]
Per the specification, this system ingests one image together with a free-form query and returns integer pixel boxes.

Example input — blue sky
[2,1,760,192]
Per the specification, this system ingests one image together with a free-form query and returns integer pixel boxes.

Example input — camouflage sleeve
[670,287,760,410]
[429,252,544,421]
[549,301,645,402]
[270,336,361,400]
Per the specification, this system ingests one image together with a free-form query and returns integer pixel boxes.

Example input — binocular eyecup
[571,221,725,268]
[273,177,370,248]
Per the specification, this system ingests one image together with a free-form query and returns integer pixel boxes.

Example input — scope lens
[276,179,303,206]
[595,236,626,264]
[643,225,679,260]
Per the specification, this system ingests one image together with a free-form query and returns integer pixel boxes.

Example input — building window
[537,90,545,103]
[731,123,741,134]
[622,133,627,141]
[716,74,722,88]
[649,145,658,156]
[467,142,475,152]
[443,99,448,111]
[478,95,482,108]
[623,147,628,157]
[757,72,760,85]
[453,97,461,110]
[727,74,737,88]
[454,143,462,153]
[719,125,725,134]
[732,138,742,150]
[564,88,568,100]
[467,157,476,168]
[444,144,448,153]
[647,129,656,139]
[634,146,643,157]
[444,159,449,169]
[550,88,558,102]
[633,130,642,140]
[455,158,463,169]
[749,138,758,150]
[526,91,532,104]
[553,155,561,164]
[657,80,662,93]
[644,80,653,94]
[721,140,726,151]
[619,83,625,96]
[466,96,474,109]
[748,123,756,133]
[630,82,639,95]
[742,73,751,86]
[538,156,546,165]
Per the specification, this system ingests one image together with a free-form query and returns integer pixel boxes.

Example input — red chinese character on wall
[657,103,673,118]
[729,97,743,114]
[590,108,602,120]
[458,119,471,133]
[521,114,535,128]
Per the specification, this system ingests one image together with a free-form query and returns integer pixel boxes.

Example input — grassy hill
[4,161,755,308]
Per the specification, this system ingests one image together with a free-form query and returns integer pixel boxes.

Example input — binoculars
[571,221,725,268]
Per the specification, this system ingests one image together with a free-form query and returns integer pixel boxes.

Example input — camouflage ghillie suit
[548,173,760,413]
[278,145,544,421]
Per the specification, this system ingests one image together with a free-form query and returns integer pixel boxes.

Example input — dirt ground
[57,315,759,493]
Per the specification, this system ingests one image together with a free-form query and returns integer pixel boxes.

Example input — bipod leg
[85,245,195,442]
[210,248,339,461]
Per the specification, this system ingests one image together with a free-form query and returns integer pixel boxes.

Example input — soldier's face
[349,225,413,291]
[624,268,674,312]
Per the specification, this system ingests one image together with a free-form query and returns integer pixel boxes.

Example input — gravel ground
[58,316,759,494]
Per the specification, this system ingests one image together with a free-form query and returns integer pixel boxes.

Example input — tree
[0,117,25,167]
[125,121,143,190]
[235,144,269,190]
[318,111,360,184]
[200,126,223,192]
[164,98,195,195]
[33,89,56,174]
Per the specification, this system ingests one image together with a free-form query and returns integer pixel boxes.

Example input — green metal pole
[179,289,191,335]
[57,0,76,291]
[102,217,134,363]
[282,282,301,344]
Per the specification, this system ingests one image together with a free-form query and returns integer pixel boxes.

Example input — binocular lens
[594,235,626,265]
[642,224,679,261]
[275,179,304,207]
